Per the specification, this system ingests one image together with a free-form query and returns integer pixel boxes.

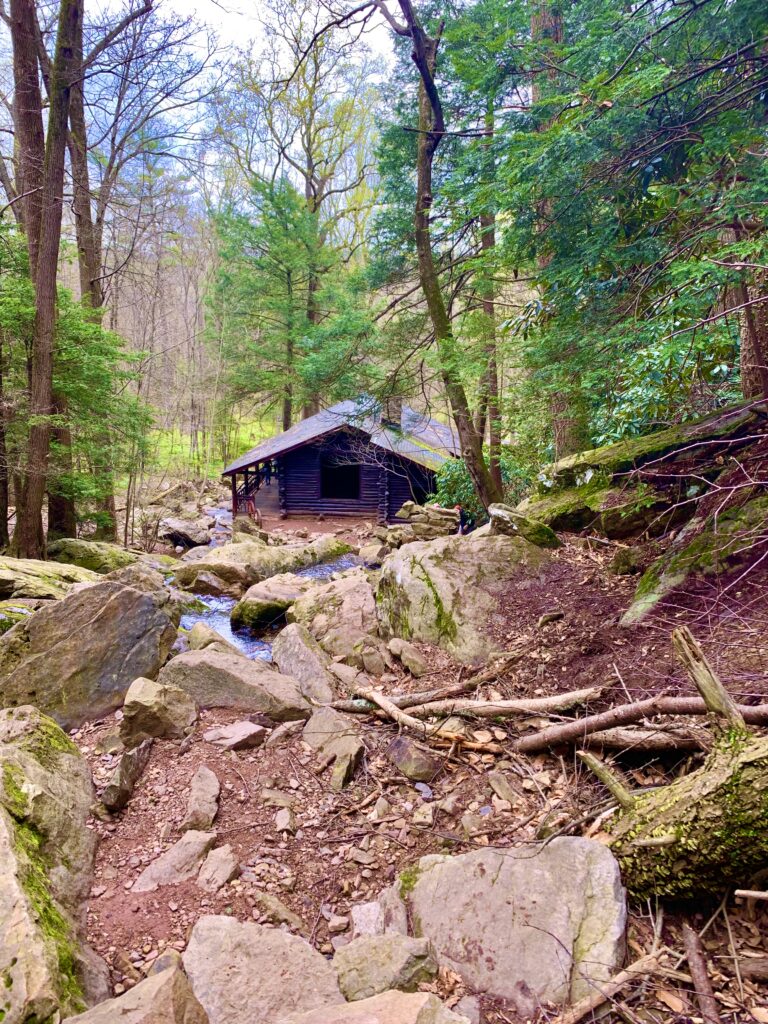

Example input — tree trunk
[738,278,768,399]
[47,395,77,540]
[0,331,9,549]
[401,2,502,509]
[10,0,45,275]
[10,0,82,559]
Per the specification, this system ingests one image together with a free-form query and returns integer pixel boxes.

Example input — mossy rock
[47,538,139,575]
[517,481,677,539]
[0,600,37,635]
[488,504,561,548]
[0,557,100,601]
[622,494,768,624]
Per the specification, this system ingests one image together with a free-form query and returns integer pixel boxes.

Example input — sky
[163,0,396,61]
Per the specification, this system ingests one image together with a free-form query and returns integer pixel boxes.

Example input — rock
[146,950,183,977]
[488,503,561,548]
[282,990,468,1024]
[132,831,216,892]
[350,888,409,939]
[101,738,153,811]
[272,622,336,704]
[302,708,365,791]
[486,771,517,805]
[359,543,390,567]
[231,574,316,630]
[265,720,304,748]
[158,648,310,720]
[63,967,208,1023]
[188,621,243,655]
[47,538,140,574]
[334,935,437,1001]
[453,996,480,1024]
[203,721,267,751]
[182,915,344,1023]
[387,638,427,678]
[120,677,198,747]
[386,736,442,782]
[0,706,105,1019]
[197,845,239,892]
[275,807,296,833]
[159,515,215,549]
[180,767,220,832]
[0,555,100,600]
[176,537,351,599]
[0,580,178,728]
[376,534,550,665]
[405,839,626,1016]
[288,572,379,661]
[251,891,307,931]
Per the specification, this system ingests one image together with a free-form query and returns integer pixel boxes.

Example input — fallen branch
[405,685,603,719]
[551,953,661,1024]
[582,725,706,751]
[672,626,745,734]
[682,922,722,1024]
[514,697,768,753]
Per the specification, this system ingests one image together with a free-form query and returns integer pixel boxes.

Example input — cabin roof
[222,398,460,476]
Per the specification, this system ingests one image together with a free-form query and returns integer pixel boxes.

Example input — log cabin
[222,398,460,522]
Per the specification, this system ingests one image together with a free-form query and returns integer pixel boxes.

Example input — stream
[178,518,360,661]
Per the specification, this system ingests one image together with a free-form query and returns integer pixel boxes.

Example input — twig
[550,954,661,1024]
[577,751,634,808]
[682,922,722,1024]
[671,626,746,734]
[734,888,768,900]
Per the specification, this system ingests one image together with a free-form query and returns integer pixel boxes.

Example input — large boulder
[0,706,107,1020]
[282,991,468,1024]
[376,534,550,665]
[403,839,626,1016]
[0,555,99,600]
[63,967,208,1023]
[159,515,215,549]
[231,574,316,630]
[0,580,178,728]
[288,571,379,661]
[47,538,139,575]
[174,537,351,599]
[182,915,344,1024]
[488,503,560,548]
[272,622,336,704]
[119,677,198,747]
[158,648,311,720]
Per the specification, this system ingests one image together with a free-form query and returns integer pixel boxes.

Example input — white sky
[162,0,396,61]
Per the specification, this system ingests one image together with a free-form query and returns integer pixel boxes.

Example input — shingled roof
[222,398,460,475]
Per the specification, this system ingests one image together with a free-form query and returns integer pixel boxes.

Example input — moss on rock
[47,539,138,575]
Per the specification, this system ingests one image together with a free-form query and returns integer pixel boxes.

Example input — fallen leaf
[751,1009,768,1023]
[655,988,687,1014]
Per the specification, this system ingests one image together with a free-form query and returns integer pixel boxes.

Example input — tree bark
[738,277,768,399]
[10,0,82,558]
[398,0,502,509]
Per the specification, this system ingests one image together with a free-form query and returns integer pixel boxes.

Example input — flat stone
[120,677,198,747]
[197,845,240,892]
[406,840,626,1016]
[386,736,442,782]
[183,915,343,1023]
[101,738,153,811]
[188,621,243,655]
[275,807,297,833]
[334,935,437,1001]
[62,967,207,1023]
[132,831,216,892]
[272,622,337,704]
[302,707,364,791]
[282,990,469,1024]
[159,647,310,720]
[350,887,408,939]
[203,721,267,751]
[252,892,306,932]
[487,771,517,805]
[180,766,220,832]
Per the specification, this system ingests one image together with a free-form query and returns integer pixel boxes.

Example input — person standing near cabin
[454,504,474,535]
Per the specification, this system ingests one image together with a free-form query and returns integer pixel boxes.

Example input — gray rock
[386,736,441,782]
[183,915,344,1023]
[231,573,316,630]
[158,647,310,720]
[265,720,304,748]
[359,543,390,567]
[159,516,214,548]
[334,935,437,1001]
[302,707,365,791]
[272,622,336,704]
[377,534,550,666]
[101,738,153,811]
[180,766,220,832]
[275,807,297,833]
[197,845,239,892]
[0,554,100,600]
[487,771,517,805]
[188,621,242,655]
[288,572,379,662]
[132,831,216,892]
[453,996,480,1024]
[387,638,428,678]
[0,580,178,728]
[48,538,140,574]
[251,891,306,932]
[0,706,105,1020]
[281,991,469,1024]
[120,677,198,747]
[350,887,408,939]
[488,503,561,548]
[406,840,626,1016]
[203,721,267,750]
[62,967,208,1023]
[147,949,183,977]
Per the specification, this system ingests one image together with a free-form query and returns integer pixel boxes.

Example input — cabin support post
[230,474,237,519]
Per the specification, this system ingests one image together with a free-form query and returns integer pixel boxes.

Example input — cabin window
[320,456,360,500]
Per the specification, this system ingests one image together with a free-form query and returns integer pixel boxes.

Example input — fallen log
[550,953,661,1024]
[582,725,706,752]
[582,627,768,897]
[404,685,603,719]
[513,696,768,753]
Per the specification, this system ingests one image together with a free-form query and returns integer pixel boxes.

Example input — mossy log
[587,627,768,897]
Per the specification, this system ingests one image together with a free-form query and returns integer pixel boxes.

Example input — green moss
[398,864,421,895]
[414,560,457,642]
[231,597,292,631]
[19,715,78,770]
[2,763,27,818]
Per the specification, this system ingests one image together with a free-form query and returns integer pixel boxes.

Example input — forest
[0,2,767,1024]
